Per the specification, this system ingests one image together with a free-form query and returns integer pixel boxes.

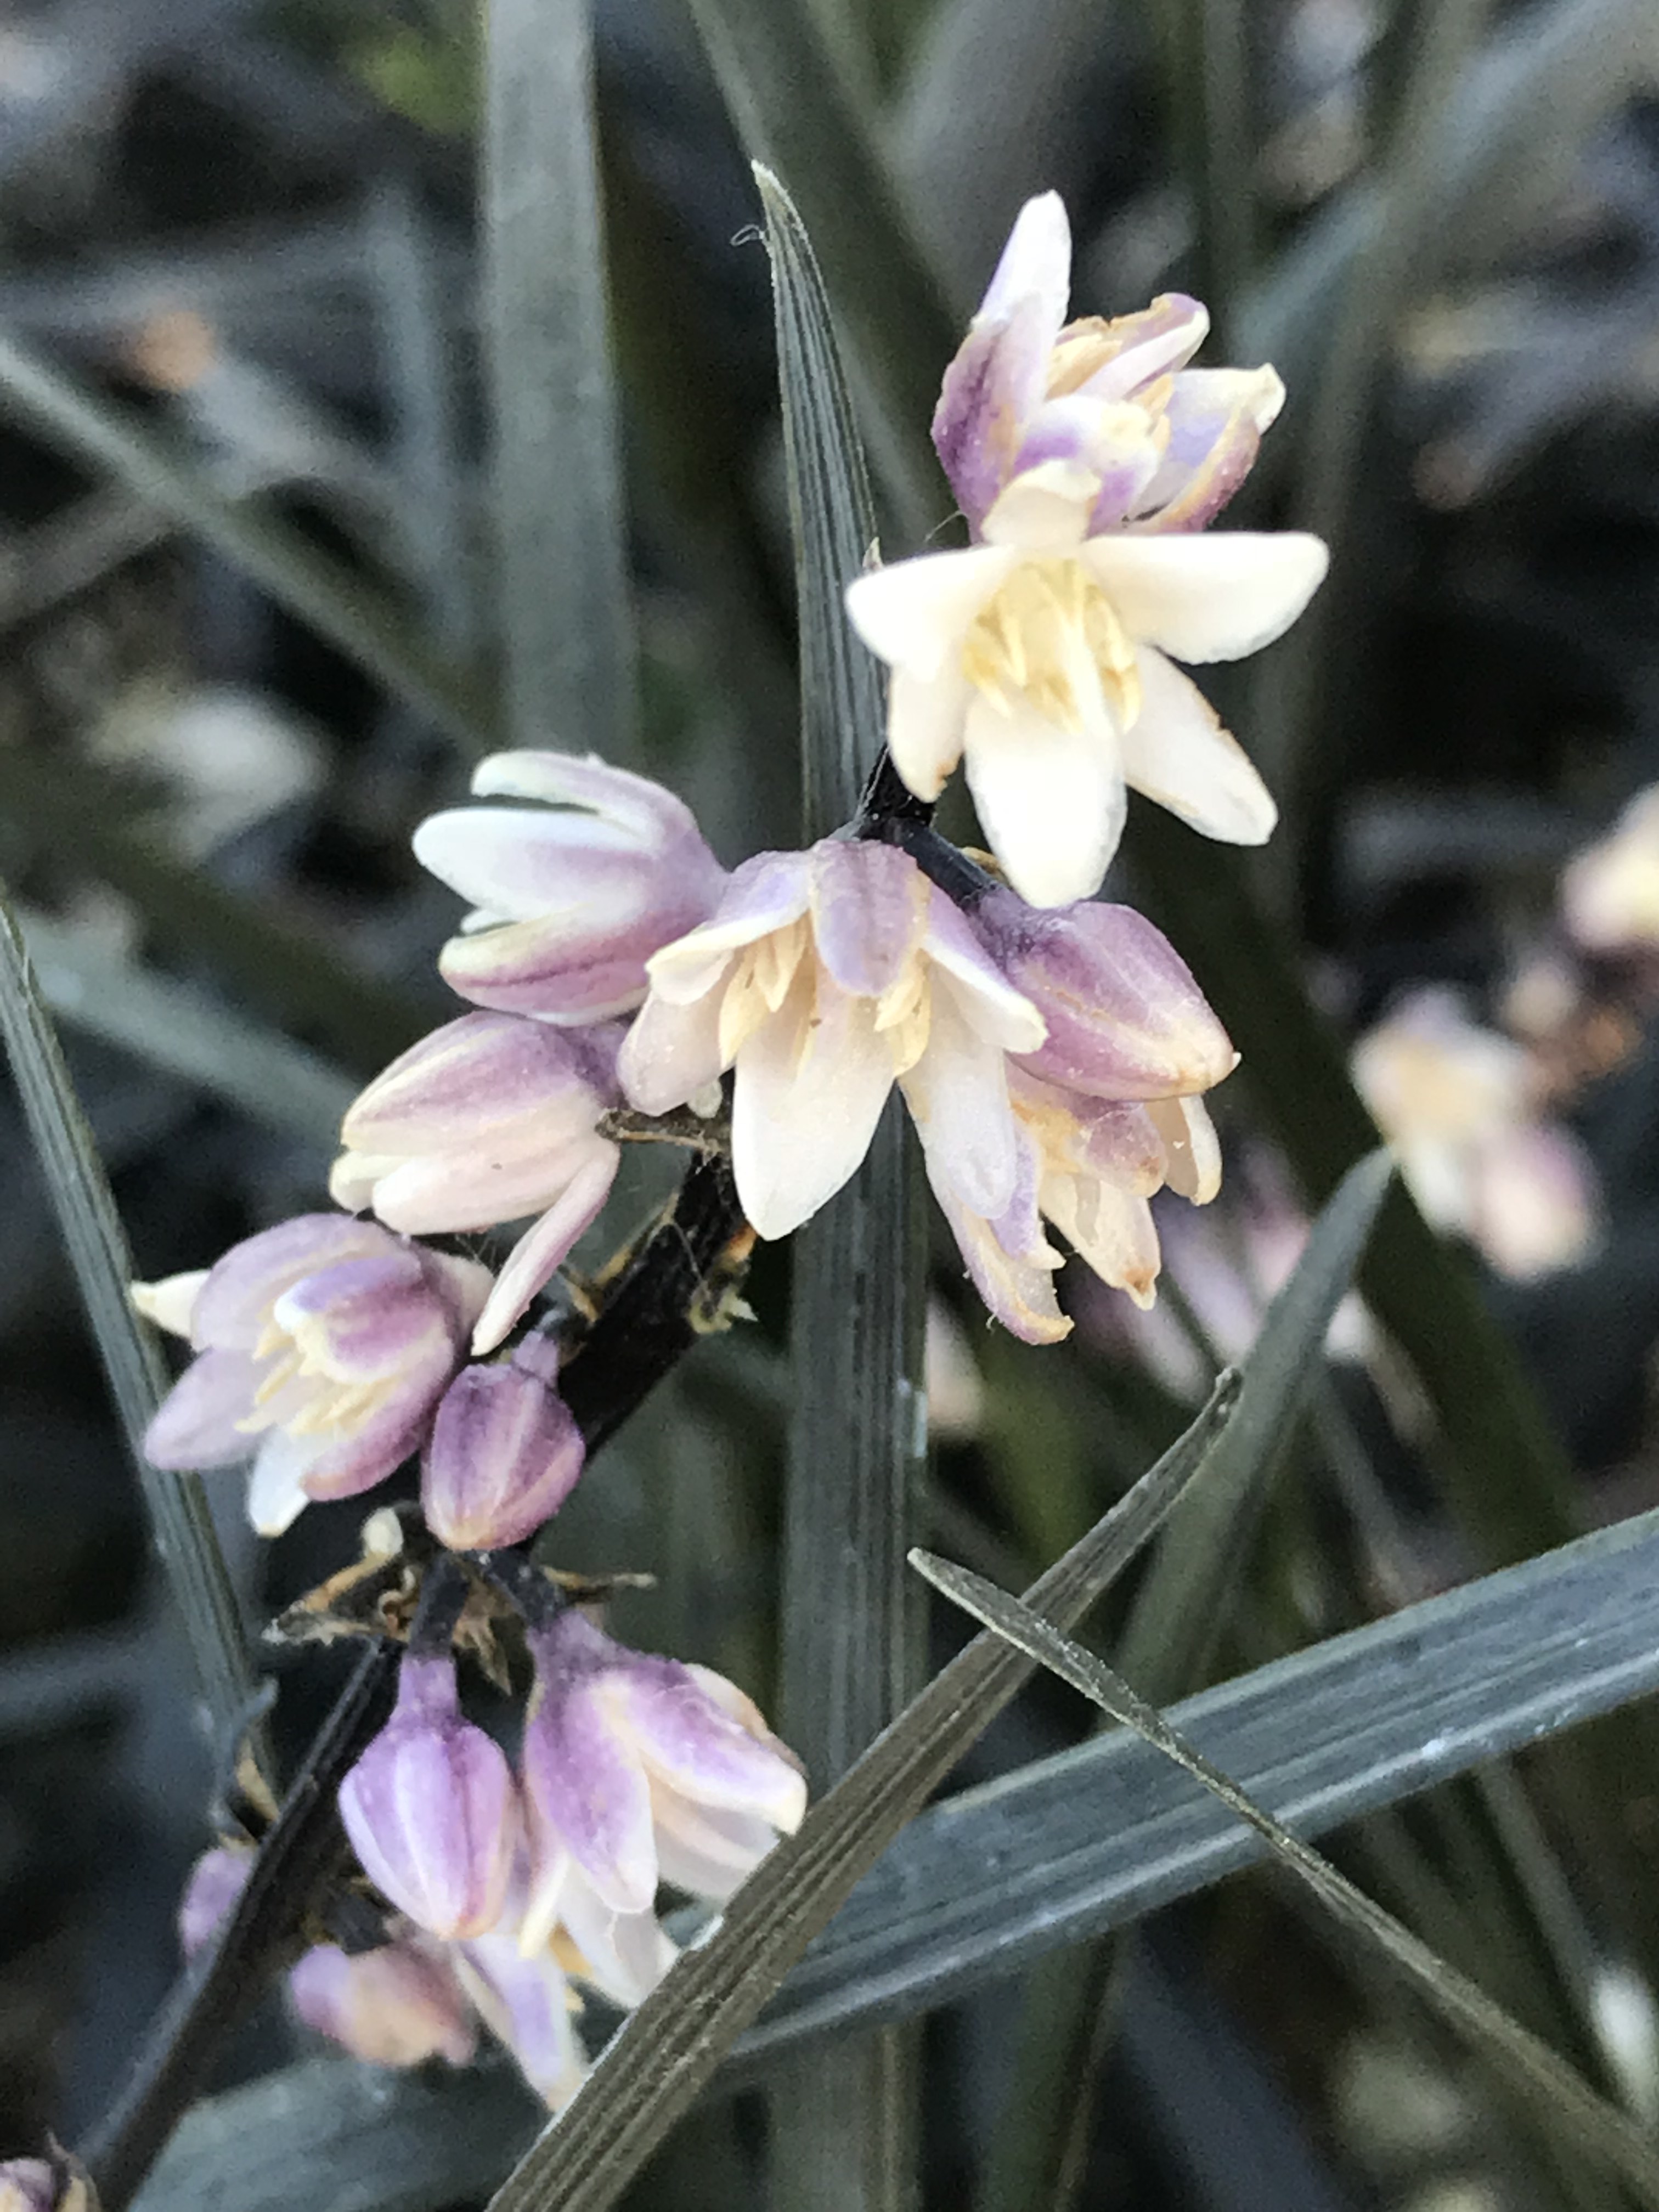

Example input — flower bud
[177,1843,253,1957]
[0,2165,58,2212]
[974,889,1236,1102]
[339,1654,520,1940]
[289,1938,476,2067]
[422,1358,585,1549]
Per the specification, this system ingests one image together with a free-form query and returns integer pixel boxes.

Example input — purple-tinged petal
[289,1938,476,2068]
[453,1928,588,2106]
[471,1143,620,1354]
[423,1363,586,1547]
[979,889,1237,1102]
[1055,294,1209,401]
[468,749,704,846]
[807,840,929,998]
[340,1656,520,1941]
[522,1646,657,1918]
[924,1123,1069,1345]
[341,1014,615,1153]
[978,190,1071,330]
[437,911,686,1024]
[921,892,1047,1056]
[191,1214,396,1351]
[0,2162,58,2212]
[144,1347,263,1469]
[644,851,812,1003]
[613,1661,807,1830]
[270,1253,437,1382]
[933,295,1057,535]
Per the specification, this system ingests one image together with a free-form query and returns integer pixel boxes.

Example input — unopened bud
[422,1359,586,1549]
[177,1844,253,1957]
[338,1655,520,1940]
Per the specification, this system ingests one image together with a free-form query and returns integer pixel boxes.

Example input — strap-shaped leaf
[911,1552,1659,2210]
[482,0,636,758]
[481,1375,1239,2212]
[762,160,926,2210]
[0,330,495,756]
[0,889,255,1742]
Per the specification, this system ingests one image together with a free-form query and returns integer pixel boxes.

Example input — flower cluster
[128,193,1325,2095]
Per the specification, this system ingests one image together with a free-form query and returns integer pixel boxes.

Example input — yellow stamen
[962,559,1141,734]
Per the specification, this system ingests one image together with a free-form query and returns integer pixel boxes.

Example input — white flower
[618,838,1046,1239]
[844,462,1327,907]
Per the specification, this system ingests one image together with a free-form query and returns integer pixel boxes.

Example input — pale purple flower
[619,838,1045,1239]
[339,1653,520,1941]
[1352,988,1598,1282]
[413,751,727,1022]
[330,1012,622,1354]
[422,1352,586,1550]
[517,1611,806,1963]
[289,1934,477,2068]
[177,1843,253,1956]
[136,1216,490,1534]
[845,471,1324,907]
[932,191,1285,540]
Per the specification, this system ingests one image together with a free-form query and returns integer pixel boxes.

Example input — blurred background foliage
[5,1,1659,2208]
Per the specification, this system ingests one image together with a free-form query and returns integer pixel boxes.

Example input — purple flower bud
[339,1654,520,1940]
[422,1358,586,1549]
[413,752,727,1023]
[177,1843,253,1957]
[288,1937,476,2068]
[973,888,1235,1102]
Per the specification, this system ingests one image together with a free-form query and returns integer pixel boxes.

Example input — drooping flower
[1352,987,1598,1282]
[288,1934,477,2068]
[933,191,1285,541]
[330,1012,622,1353]
[413,751,727,1022]
[915,887,1239,1339]
[135,1215,489,1534]
[846,462,1325,907]
[517,1610,806,1965]
[422,1347,586,1550]
[618,838,1046,1239]
[338,1652,521,1942]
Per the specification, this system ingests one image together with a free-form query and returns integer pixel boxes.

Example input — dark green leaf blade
[913,1553,1659,2212]
[0,884,256,1741]
[761,160,926,2211]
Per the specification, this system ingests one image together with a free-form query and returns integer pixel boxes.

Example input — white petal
[981,461,1097,549]
[247,1429,324,1536]
[923,898,1048,1056]
[1078,532,1328,663]
[645,853,810,1001]
[617,986,728,1115]
[962,691,1127,909]
[730,974,893,1238]
[471,1145,621,1353]
[844,545,1016,680]
[887,663,970,803]
[1042,1172,1161,1307]
[1148,1094,1223,1203]
[979,191,1071,331]
[1120,646,1277,845]
[131,1268,210,1340]
[900,988,1020,1220]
